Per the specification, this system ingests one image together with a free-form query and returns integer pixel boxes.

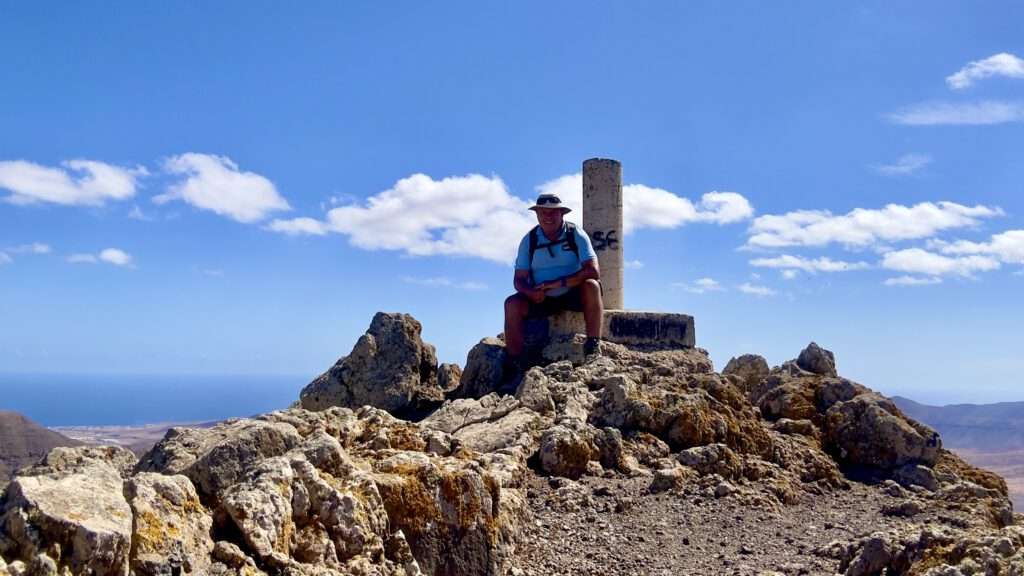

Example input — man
[504,192,603,369]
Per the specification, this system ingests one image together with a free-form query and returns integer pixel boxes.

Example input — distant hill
[0,411,82,482]
[892,396,1024,452]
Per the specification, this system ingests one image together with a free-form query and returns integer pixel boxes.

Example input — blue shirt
[514,222,597,297]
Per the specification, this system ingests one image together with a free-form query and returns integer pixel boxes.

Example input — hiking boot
[583,337,602,359]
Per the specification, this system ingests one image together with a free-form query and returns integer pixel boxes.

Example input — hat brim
[529,205,571,213]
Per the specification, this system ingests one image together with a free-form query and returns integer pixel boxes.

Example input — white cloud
[738,283,776,297]
[67,248,133,267]
[128,204,154,221]
[156,153,290,223]
[201,269,225,277]
[749,254,869,273]
[0,159,144,206]
[6,242,51,255]
[401,276,487,291]
[0,252,11,265]
[674,277,724,294]
[99,248,132,266]
[932,230,1024,264]
[947,53,1024,90]
[874,154,932,176]
[884,275,943,287]
[888,101,1024,126]
[267,217,329,236]
[270,172,753,264]
[746,201,1002,249]
[624,259,644,269]
[535,173,753,232]
[881,248,1000,277]
[781,269,799,280]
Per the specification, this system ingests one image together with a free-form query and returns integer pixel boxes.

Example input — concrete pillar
[582,158,624,309]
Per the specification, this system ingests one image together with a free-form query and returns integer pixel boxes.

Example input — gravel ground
[512,473,957,576]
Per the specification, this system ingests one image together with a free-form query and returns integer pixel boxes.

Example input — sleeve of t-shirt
[576,227,597,263]
[514,232,531,270]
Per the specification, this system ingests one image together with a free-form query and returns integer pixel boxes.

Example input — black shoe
[583,337,602,358]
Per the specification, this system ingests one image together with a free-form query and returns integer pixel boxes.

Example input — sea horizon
[0,372,310,427]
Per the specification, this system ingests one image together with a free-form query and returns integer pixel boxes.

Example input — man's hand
[526,288,546,303]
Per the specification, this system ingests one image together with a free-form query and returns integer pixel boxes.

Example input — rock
[372,451,525,576]
[421,394,544,456]
[125,473,214,575]
[797,342,837,377]
[137,419,304,502]
[844,534,893,576]
[437,363,462,393]
[723,354,770,397]
[714,481,735,498]
[454,337,507,399]
[893,463,939,491]
[648,466,692,493]
[514,369,556,414]
[676,444,742,479]
[825,394,941,470]
[772,418,818,438]
[539,424,598,479]
[299,312,441,414]
[0,446,134,576]
[881,499,922,517]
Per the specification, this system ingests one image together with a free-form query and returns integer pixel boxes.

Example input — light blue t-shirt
[514,223,597,297]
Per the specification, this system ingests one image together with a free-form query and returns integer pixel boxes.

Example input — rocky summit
[0,313,1020,575]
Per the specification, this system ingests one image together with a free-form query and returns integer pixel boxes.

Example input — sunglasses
[535,195,562,205]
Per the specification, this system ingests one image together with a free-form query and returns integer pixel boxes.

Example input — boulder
[825,394,941,470]
[539,423,598,479]
[372,451,526,576]
[676,443,742,479]
[137,419,304,502]
[421,394,545,456]
[125,473,214,575]
[0,446,134,576]
[796,342,837,377]
[723,354,770,396]
[453,337,507,399]
[299,312,441,414]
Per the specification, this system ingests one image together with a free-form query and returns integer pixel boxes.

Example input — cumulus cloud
[673,277,724,294]
[538,173,753,232]
[749,254,869,273]
[874,154,932,176]
[0,159,144,206]
[884,275,943,287]
[266,217,329,236]
[624,259,644,269]
[746,201,1001,250]
[401,276,488,291]
[0,252,11,265]
[947,53,1024,90]
[881,248,999,277]
[67,248,133,267]
[888,101,1024,126]
[271,172,754,264]
[156,154,290,223]
[932,230,1024,264]
[738,283,776,297]
[6,242,51,255]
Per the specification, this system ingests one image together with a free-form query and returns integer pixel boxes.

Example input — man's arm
[514,269,546,303]
[535,258,600,292]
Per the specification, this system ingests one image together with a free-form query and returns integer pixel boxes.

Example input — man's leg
[580,279,603,339]
[504,293,530,359]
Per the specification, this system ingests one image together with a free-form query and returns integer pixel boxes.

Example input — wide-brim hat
[528,193,571,213]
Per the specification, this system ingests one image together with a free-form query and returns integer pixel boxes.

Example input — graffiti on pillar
[591,230,619,251]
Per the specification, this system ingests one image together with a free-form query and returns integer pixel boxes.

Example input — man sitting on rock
[504,192,603,370]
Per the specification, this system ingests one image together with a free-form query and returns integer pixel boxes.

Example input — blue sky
[2,2,1023,405]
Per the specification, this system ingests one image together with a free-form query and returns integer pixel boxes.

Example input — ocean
[0,373,308,426]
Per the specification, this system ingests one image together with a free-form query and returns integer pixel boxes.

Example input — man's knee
[581,279,602,300]
[505,294,528,316]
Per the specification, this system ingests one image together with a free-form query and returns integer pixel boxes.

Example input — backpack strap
[527,224,582,287]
